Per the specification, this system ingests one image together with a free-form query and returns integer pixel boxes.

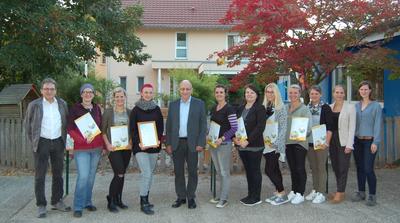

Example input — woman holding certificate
[262,83,288,206]
[285,84,312,205]
[101,87,132,213]
[208,85,238,208]
[352,81,382,206]
[305,85,333,204]
[67,83,104,218]
[329,85,356,204]
[233,84,266,206]
[128,83,163,215]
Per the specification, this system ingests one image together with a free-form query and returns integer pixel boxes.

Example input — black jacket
[237,102,266,147]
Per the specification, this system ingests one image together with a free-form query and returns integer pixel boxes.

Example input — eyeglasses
[82,91,93,94]
[180,88,191,91]
[42,88,56,91]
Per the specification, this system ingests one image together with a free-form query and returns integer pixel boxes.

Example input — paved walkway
[1,168,399,223]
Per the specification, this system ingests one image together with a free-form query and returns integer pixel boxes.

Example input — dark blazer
[166,96,207,152]
[237,102,266,147]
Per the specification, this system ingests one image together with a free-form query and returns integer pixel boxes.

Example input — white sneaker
[291,193,305,204]
[305,189,317,201]
[312,192,326,204]
[287,191,295,201]
[265,192,278,203]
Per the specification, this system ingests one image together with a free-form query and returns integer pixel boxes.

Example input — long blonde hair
[263,83,284,110]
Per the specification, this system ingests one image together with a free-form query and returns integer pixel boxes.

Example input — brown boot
[330,192,345,204]
[327,193,335,200]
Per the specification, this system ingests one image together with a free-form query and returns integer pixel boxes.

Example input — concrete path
[1,168,399,223]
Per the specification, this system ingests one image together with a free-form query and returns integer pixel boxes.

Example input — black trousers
[264,152,284,192]
[34,137,64,206]
[329,131,351,193]
[172,139,198,199]
[239,150,262,200]
[108,150,131,197]
[286,144,307,195]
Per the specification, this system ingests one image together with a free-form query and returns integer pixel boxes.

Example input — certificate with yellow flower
[111,125,130,150]
[207,121,220,149]
[235,117,248,142]
[263,120,278,148]
[312,124,327,150]
[289,117,309,141]
[74,113,101,141]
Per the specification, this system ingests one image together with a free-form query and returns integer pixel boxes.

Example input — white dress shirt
[179,96,191,138]
[40,98,62,139]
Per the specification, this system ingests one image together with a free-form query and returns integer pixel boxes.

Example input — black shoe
[147,191,154,208]
[188,199,197,209]
[73,211,82,218]
[140,196,154,215]
[107,196,119,213]
[116,194,128,209]
[171,199,186,208]
[85,205,97,211]
[239,196,251,205]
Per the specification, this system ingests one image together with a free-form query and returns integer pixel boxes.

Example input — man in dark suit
[165,80,207,209]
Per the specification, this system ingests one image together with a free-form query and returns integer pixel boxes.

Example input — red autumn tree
[217,0,400,91]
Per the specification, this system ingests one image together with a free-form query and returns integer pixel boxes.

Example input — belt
[179,137,187,140]
[40,137,62,142]
[357,136,373,141]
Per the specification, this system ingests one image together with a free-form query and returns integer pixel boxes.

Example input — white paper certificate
[111,125,129,150]
[263,120,278,148]
[207,121,221,148]
[66,134,74,150]
[74,113,101,140]
[235,117,248,141]
[289,117,309,141]
[312,124,327,150]
[138,121,158,148]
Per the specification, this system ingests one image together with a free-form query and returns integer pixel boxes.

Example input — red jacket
[67,102,104,150]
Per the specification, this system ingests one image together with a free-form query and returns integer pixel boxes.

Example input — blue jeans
[353,138,377,195]
[73,148,101,211]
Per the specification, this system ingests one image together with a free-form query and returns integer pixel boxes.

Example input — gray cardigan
[285,103,312,150]
[355,101,382,146]
[24,97,68,152]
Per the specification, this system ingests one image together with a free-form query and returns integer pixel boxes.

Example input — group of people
[24,77,382,219]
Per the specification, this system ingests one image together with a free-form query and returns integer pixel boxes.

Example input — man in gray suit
[24,78,71,218]
[165,80,207,209]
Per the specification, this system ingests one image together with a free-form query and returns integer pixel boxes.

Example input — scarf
[308,100,324,116]
[135,99,157,111]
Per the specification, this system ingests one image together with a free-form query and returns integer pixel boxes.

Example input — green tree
[0,0,150,89]
[169,69,219,110]
[56,71,118,107]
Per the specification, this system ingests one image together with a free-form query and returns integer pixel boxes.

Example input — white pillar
[158,68,162,106]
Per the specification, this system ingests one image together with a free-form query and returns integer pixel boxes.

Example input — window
[227,34,240,49]
[227,34,244,60]
[120,76,126,90]
[176,33,187,59]
[137,76,144,93]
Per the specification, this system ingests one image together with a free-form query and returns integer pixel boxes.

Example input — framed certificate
[263,120,278,148]
[289,117,309,141]
[74,112,101,140]
[235,117,248,141]
[312,124,327,150]
[207,121,221,148]
[137,121,159,148]
[111,125,130,150]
